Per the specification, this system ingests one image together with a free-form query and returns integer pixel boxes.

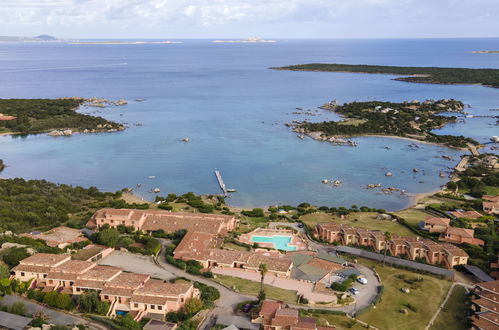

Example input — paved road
[0,295,107,329]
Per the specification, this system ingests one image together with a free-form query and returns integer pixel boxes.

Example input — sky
[1,0,499,39]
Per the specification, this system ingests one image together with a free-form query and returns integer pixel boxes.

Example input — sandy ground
[121,192,149,204]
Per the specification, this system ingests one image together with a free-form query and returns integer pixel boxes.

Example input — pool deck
[238,228,308,251]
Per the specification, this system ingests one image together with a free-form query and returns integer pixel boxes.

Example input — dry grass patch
[301,212,415,237]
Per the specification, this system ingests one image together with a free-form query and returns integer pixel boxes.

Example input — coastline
[358,134,470,151]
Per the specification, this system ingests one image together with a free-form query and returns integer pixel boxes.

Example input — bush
[2,247,30,267]
[241,208,265,217]
[43,291,73,310]
[9,302,26,316]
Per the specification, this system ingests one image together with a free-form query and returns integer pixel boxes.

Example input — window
[158,306,163,310]
[76,287,81,292]
[21,272,25,276]
[134,303,139,308]
[104,295,109,299]
[150,305,155,309]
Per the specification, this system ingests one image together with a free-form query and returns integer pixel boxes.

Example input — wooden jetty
[214,170,228,197]
[467,143,480,157]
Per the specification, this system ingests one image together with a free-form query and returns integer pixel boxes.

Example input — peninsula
[291,99,479,148]
[0,98,125,136]
[271,63,499,88]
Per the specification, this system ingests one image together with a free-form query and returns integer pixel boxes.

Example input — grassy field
[302,311,365,330]
[301,212,416,236]
[222,242,250,252]
[337,119,368,126]
[357,258,452,330]
[430,285,470,330]
[237,217,269,233]
[212,274,299,304]
[392,208,432,226]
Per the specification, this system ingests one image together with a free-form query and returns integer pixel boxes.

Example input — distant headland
[213,37,276,43]
[271,63,499,89]
[0,34,59,42]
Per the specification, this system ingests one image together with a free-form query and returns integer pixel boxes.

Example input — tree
[258,263,268,301]
[77,290,100,313]
[96,228,120,247]
[2,247,30,267]
[0,265,10,279]
[43,291,72,310]
[182,298,204,315]
[9,302,26,316]
[383,231,392,266]
[117,314,141,330]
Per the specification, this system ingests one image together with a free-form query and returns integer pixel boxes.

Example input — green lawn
[392,208,432,227]
[222,242,249,252]
[301,212,416,236]
[237,217,269,233]
[301,311,365,330]
[211,274,299,304]
[357,258,452,330]
[430,285,470,330]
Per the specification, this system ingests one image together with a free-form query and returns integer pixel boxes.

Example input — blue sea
[0,39,498,210]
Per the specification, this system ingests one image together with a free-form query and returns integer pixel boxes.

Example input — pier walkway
[214,170,228,197]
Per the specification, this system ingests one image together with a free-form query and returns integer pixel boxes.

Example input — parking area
[98,250,176,280]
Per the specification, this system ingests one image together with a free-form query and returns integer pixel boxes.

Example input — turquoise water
[0,39,498,210]
[115,311,128,316]
[251,235,297,251]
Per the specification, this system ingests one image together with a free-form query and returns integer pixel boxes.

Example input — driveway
[99,250,253,309]
[99,250,176,280]
[0,295,106,329]
[211,268,336,303]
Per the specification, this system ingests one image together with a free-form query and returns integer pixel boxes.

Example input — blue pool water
[251,235,297,251]
[115,311,128,316]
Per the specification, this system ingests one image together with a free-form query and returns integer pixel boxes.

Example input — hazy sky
[1,0,499,39]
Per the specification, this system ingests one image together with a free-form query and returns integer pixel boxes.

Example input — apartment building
[11,253,198,321]
[471,280,499,329]
[315,223,468,269]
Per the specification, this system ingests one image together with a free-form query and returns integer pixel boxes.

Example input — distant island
[290,99,479,149]
[473,50,499,54]
[71,40,182,45]
[271,63,499,88]
[0,34,59,42]
[213,37,276,43]
[0,98,125,136]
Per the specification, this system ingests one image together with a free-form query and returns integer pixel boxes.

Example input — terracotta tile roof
[246,254,293,274]
[20,226,87,247]
[47,272,78,281]
[130,294,169,305]
[134,279,192,297]
[73,279,106,289]
[483,195,499,203]
[52,260,96,274]
[276,308,299,317]
[12,264,52,274]
[72,244,112,261]
[174,231,219,255]
[471,314,498,330]
[450,210,483,219]
[19,253,70,267]
[424,217,451,227]
[473,298,499,312]
[479,311,499,324]
[316,223,341,231]
[478,281,499,293]
[441,243,469,257]
[445,227,475,238]
[306,258,343,273]
[101,287,134,297]
[78,265,122,281]
[107,272,150,289]
[260,300,281,317]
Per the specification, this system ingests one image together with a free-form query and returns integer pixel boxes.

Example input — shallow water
[0,39,498,210]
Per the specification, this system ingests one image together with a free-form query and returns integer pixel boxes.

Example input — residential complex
[253,300,333,330]
[173,231,293,277]
[419,217,484,246]
[483,195,499,215]
[471,280,499,329]
[11,253,199,321]
[315,223,469,269]
[87,208,238,235]
[20,226,88,249]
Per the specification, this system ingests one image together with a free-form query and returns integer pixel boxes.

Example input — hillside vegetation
[272,63,499,88]
[0,98,123,134]
[295,99,478,148]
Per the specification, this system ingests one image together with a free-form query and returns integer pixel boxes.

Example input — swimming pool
[251,235,297,251]
[115,311,128,316]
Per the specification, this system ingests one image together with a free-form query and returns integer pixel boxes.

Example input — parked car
[242,304,254,313]
[357,277,368,285]
[349,288,360,295]
[297,223,304,228]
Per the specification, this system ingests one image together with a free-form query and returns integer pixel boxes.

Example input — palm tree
[258,263,268,301]
[383,231,391,266]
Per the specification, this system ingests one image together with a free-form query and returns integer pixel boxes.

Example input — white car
[357,277,368,285]
[349,287,360,295]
